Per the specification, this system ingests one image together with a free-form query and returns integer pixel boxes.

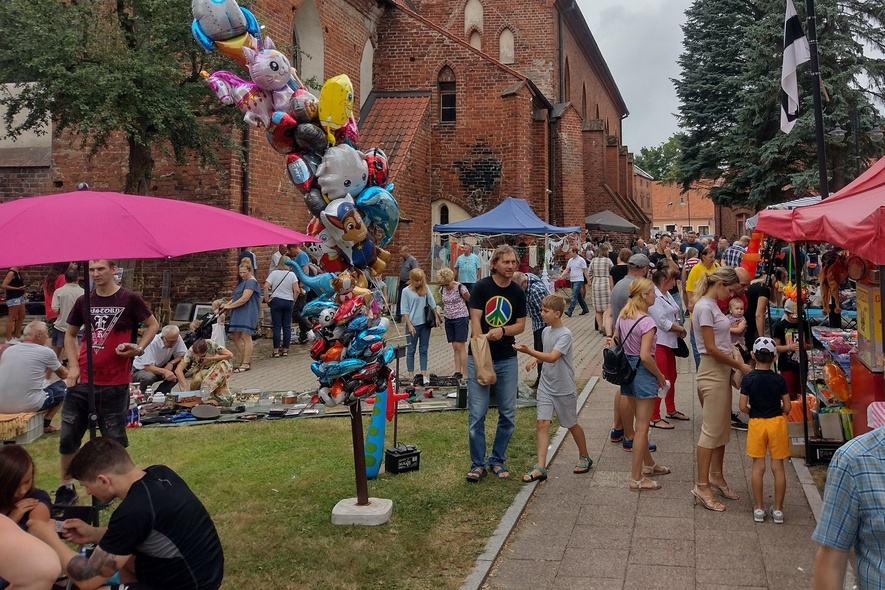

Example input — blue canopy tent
[433,197,579,235]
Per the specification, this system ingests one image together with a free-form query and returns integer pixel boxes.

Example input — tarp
[745,195,821,230]
[584,210,639,233]
[756,156,885,264]
[433,197,579,234]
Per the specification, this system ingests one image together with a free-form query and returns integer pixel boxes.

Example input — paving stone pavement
[233,310,820,590]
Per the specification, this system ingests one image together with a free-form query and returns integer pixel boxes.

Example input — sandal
[490,465,510,479]
[465,466,486,483]
[709,473,741,500]
[232,364,251,373]
[573,455,593,474]
[271,352,281,358]
[650,419,675,430]
[666,411,690,421]
[642,463,671,476]
[523,465,548,483]
[280,350,289,357]
[692,483,726,511]
[43,424,60,434]
[629,477,661,491]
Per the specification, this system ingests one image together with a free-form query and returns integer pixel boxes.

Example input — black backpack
[602,319,640,386]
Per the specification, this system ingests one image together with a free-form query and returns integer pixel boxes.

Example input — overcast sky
[578,0,694,152]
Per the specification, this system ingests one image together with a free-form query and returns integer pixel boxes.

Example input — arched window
[581,84,587,119]
[359,39,374,107]
[469,30,481,50]
[464,0,483,35]
[438,66,456,123]
[291,30,302,75]
[563,58,570,102]
[292,0,324,87]
[735,214,748,236]
[498,28,514,64]
[439,204,450,225]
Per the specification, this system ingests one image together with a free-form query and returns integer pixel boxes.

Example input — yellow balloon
[318,74,354,145]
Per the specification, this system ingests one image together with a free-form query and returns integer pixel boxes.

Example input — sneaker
[753,509,766,523]
[55,484,79,506]
[731,413,748,431]
[564,311,573,317]
[770,508,784,524]
[622,438,657,452]
[413,374,424,387]
[579,311,590,315]
[610,428,624,443]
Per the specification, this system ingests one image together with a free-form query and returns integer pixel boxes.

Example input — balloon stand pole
[331,400,393,525]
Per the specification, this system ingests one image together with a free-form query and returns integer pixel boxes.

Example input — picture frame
[192,303,213,321]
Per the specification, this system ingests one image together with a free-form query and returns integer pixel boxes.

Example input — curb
[459,377,599,590]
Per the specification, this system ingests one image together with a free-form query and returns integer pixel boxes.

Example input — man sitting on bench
[28,437,224,590]
[0,320,68,433]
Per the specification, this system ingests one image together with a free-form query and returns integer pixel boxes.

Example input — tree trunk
[124,136,153,195]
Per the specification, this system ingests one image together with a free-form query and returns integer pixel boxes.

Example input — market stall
[757,156,885,463]
[432,197,580,286]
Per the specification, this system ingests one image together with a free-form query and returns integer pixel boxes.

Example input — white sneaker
[753,509,766,523]
[770,508,784,524]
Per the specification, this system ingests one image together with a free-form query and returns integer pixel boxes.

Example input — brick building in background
[1,0,649,306]
[651,180,756,241]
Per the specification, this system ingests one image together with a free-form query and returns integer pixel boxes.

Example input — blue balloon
[285,259,335,296]
[355,184,399,248]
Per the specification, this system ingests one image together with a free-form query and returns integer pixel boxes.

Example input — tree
[0,0,240,194]
[674,0,885,208]
[633,134,686,183]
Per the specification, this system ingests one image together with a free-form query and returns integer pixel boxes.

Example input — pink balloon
[202,70,272,127]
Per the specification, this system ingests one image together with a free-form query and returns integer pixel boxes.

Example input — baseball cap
[628,254,650,268]
[783,299,797,314]
[753,337,778,355]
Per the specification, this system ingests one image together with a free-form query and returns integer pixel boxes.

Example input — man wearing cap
[606,254,657,451]
[771,298,803,399]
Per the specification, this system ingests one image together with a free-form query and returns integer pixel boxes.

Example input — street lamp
[679,196,692,234]
[828,104,885,178]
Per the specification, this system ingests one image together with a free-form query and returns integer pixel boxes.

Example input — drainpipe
[241,125,250,216]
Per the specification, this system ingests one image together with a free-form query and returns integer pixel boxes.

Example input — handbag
[602,319,640,386]
[423,295,437,330]
[674,336,690,358]
[470,336,497,385]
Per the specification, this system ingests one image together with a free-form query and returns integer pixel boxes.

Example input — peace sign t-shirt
[468,276,527,361]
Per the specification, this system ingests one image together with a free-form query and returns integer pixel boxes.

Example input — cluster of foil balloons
[192,0,399,293]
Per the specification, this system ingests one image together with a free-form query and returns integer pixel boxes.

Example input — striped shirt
[812,427,885,589]
[722,244,746,268]
[525,274,549,332]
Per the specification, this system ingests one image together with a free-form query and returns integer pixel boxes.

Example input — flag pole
[805,0,830,199]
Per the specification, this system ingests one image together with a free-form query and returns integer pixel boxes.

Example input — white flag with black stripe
[781,0,811,133]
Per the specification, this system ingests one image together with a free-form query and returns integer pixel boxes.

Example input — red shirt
[717,292,748,314]
[67,288,152,385]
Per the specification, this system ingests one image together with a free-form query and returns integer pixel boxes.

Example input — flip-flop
[232,365,251,373]
[666,411,690,421]
[650,419,675,430]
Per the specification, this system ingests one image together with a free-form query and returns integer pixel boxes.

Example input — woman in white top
[263,258,302,358]
[647,267,688,428]
[400,268,440,385]
[691,267,752,512]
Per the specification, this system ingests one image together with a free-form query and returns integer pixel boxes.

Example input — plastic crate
[3,413,44,444]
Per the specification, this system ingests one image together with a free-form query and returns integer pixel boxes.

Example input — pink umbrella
[0,190,318,266]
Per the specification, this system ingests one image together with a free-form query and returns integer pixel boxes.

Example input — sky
[578,0,694,152]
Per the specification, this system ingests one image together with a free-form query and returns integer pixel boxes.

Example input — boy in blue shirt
[513,294,591,482]
[739,337,792,523]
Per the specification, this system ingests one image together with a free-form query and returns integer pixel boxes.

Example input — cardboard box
[787,421,815,458]
[818,413,845,441]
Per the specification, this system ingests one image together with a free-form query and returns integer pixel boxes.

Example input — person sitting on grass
[738,337,792,524]
[513,294,592,483]
[28,437,224,590]
[174,338,234,402]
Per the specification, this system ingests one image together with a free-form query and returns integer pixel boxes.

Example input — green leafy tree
[0,0,240,194]
[674,0,885,207]
[634,134,686,183]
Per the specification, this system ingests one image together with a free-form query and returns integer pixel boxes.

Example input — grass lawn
[25,401,562,590]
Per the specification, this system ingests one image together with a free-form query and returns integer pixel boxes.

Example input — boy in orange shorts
[739,337,792,524]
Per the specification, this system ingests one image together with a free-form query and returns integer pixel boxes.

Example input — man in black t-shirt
[771,299,803,399]
[30,438,224,590]
[465,245,527,483]
[744,281,772,350]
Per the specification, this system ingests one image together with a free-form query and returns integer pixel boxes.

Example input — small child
[728,297,749,389]
[738,337,792,524]
[513,294,592,483]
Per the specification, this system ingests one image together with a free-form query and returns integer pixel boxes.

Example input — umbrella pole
[81,261,98,440]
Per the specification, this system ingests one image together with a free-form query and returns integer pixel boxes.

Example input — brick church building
[0,0,649,304]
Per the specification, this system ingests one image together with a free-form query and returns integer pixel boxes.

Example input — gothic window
[440,204,450,225]
[581,84,587,119]
[292,0,324,87]
[359,39,374,107]
[438,67,456,123]
[563,58,570,102]
[464,0,483,35]
[469,30,481,50]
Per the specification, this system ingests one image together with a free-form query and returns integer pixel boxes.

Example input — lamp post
[828,103,885,187]
[679,196,692,234]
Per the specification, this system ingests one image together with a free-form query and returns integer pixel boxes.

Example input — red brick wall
[0,168,53,200]
[582,119,607,216]
[553,106,585,231]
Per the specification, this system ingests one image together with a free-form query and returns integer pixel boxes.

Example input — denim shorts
[5,296,24,307]
[620,356,659,400]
